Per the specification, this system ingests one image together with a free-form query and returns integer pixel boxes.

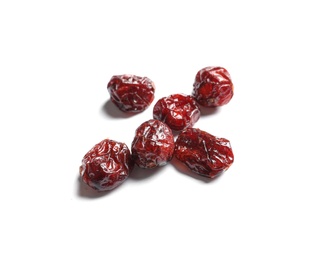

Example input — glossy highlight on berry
[131,119,174,169]
[174,128,234,178]
[192,66,234,107]
[153,94,200,131]
[107,74,155,113]
[80,139,133,191]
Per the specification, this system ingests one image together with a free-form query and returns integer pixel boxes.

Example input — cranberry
[153,94,200,131]
[80,139,133,191]
[107,74,155,113]
[131,119,174,169]
[174,128,234,178]
[192,66,234,107]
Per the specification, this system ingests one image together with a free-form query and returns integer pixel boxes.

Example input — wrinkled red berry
[107,74,155,113]
[80,139,133,191]
[131,119,174,169]
[174,128,234,178]
[153,94,200,131]
[192,66,234,107]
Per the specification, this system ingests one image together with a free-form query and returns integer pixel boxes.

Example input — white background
[1,0,333,259]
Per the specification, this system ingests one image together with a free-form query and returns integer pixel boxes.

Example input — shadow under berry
[76,175,123,198]
[101,99,138,119]
[199,105,220,116]
[128,165,165,181]
[170,157,217,183]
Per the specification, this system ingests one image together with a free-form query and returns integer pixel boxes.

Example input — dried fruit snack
[131,119,174,169]
[80,139,133,191]
[174,128,234,178]
[153,94,200,131]
[107,74,155,113]
[192,66,234,107]
[80,66,235,192]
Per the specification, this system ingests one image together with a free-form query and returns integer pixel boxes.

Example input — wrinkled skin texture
[107,74,155,113]
[192,66,234,107]
[174,128,234,178]
[80,139,133,191]
[131,119,174,169]
[153,94,200,131]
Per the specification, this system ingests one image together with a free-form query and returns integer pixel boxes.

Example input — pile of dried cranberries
[80,66,235,191]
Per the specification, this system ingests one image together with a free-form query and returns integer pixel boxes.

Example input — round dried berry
[192,66,234,107]
[107,74,155,113]
[131,119,174,169]
[80,139,133,191]
[153,94,200,131]
[174,128,234,178]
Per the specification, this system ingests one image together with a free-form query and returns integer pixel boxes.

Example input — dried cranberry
[131,119,174,169]
[192,66,234,107]
[80,139,133,191]
[153,94,200,131]
[107,74,155,113]
[174,128,234,178]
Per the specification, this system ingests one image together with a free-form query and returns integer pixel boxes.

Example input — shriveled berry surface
[153,94,200,131]
[131,119,174,169]
[80,139,133,191]
[193,66,234,107]
[107,74,155,113]
[174,128,234,178]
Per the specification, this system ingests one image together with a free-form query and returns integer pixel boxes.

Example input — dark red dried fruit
[107,74,155,113]
[174,128,234,178]
[153,94,200,131]
[131,119,174,169]
[192,66,234,107]
[80,139,133,191]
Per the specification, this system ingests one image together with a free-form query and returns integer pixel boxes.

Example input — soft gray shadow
[101,99,138,118]
[129,164,165,181]
[77,175,119,198]
[170,157,216,183]
[199,105,220,116]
